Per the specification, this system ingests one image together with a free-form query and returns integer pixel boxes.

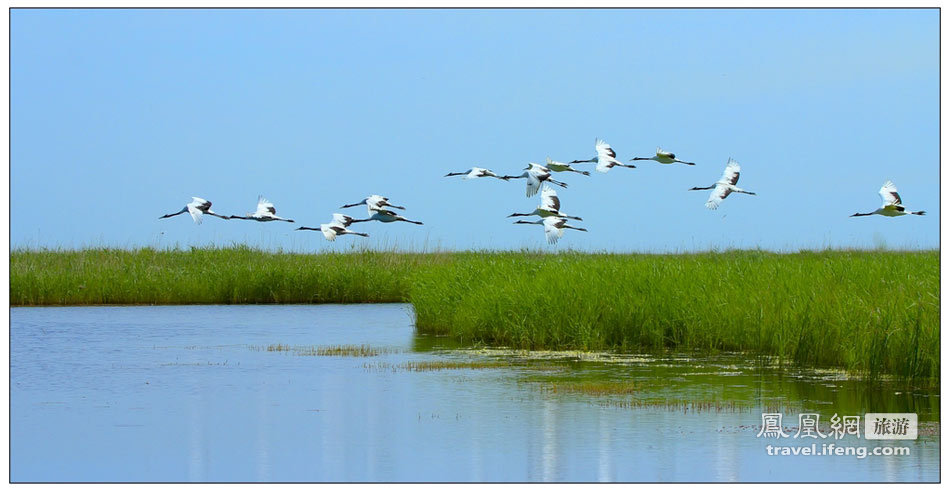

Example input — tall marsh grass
[11,246,430,305]
[408,250,939,381]
[11,247,939,380]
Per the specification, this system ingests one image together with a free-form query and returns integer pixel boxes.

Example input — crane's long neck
[849,212,874,217]
[689,185,715,191]
[159,207,188,219]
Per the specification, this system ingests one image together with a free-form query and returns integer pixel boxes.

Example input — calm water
[11,305,939,482]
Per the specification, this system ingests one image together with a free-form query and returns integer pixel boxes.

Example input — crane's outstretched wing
[330,213,354,227]
[190,197,211,209]
[256,196,277,216]
[465,167,488,179]
[879,180,902,207]
[720,158,741,185]
[321,224,345,241]
[542,217,564,244]
[657,147,674,158]
[525,174,542,197]
[540,186,560,212]
[187,203,204,224]
[706,184,732,210]
[596,139,616,159]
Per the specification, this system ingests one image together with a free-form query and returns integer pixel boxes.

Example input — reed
[11,246,428,305]
[408,250,939,381]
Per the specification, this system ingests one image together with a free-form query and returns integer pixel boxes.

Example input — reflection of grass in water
[254,344,389,357]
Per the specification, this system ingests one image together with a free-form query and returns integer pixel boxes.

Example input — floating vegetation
[595,399,755,414]
[402,360,516,372]
[252,344,394,357]
[543,380,641,396]
[361,359,567,372]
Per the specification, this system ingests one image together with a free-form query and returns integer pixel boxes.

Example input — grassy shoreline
[11,247,939,380]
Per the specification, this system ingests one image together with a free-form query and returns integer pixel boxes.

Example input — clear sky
[11,8,939,252]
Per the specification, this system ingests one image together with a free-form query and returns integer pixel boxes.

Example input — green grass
[11,247,939,380]
[408,250,939,381]
[11,246,428,305]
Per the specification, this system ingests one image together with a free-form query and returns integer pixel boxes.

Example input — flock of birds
[160,138,926,245]
[159,194,421,241]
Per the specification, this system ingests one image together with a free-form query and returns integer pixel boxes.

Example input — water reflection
[10,305,939,482]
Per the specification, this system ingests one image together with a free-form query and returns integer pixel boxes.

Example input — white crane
[229,196,295,222]
[689,158,756,210]
[544,157,591,176]
[353,207,424,225]
[296,213,369,241]
[159,197,229,224]
[507,186,583,221]
[630,147,695,166]
[502,163,568,197]
[570,138,636,173]
[444,167,510,180]
[850,180,925,217]
[341,195,405,217]
[513,216,587,245]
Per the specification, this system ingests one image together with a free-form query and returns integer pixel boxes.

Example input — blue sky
[11,8,939,252]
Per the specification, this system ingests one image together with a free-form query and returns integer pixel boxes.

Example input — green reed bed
[408,250,939,381]
[11,246,433,305]
[11,247,939,380]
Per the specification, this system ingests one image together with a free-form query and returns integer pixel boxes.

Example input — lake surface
[10,305,940,482]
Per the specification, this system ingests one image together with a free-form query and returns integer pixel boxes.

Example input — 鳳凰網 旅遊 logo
[756,412,917,440]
